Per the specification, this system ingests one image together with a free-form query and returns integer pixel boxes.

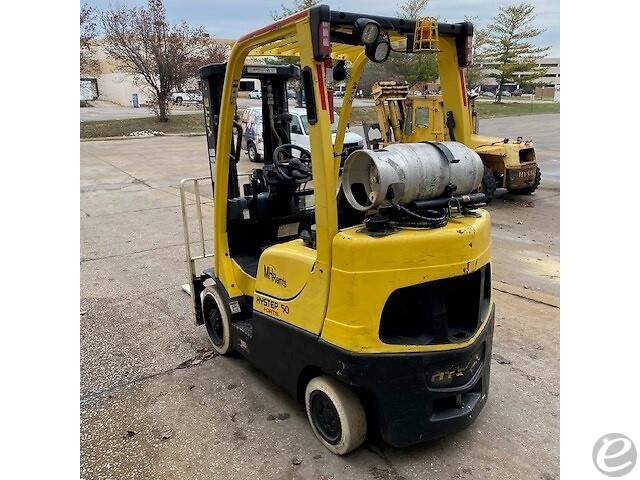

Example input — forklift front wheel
[304,376,367,455]
[202,285,231,355]
[247,142,260,162]
[479,166,497,203]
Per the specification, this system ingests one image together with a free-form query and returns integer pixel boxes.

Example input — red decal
[237,10,307,43]
[325,58,334,122]
[316,63,327,111]
[460,69,468,107]
[328,91,334,122]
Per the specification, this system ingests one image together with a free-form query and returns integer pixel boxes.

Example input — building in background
[81,39,234,106]
[476,57,560,93]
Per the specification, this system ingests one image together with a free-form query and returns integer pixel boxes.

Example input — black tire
[247,142,260,162]
[479,166,497,202]
[175,96,183,105]
[201,285,231,355]
[305,376,367,455]
[508,165,542,195]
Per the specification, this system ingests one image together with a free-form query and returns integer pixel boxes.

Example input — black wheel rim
[310,391,342,444]
[206,306,224,347]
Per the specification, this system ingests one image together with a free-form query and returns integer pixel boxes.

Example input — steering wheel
[272,144,312,184]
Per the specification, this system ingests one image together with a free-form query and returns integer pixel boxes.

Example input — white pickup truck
[241,107,364,162]
[171,90,203,105]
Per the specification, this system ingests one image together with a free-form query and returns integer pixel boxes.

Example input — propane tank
[341,142,484,211]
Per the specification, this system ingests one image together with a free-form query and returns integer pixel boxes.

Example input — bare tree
[80,4,98,74]
[396,0,430,19]
[101,0,224,122]
[271,0,318,21]
[484,3,550,103]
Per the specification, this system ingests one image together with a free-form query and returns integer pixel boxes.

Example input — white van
[241,107,364,162]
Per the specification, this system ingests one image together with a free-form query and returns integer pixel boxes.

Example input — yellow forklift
[181,5,494,454]
[364,80,541,201]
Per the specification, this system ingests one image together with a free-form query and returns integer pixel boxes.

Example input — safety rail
[180,176,213,265]
[179,176,214,324]
[179,174,251,324]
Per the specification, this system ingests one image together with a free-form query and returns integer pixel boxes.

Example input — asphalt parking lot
[80,114,559,479]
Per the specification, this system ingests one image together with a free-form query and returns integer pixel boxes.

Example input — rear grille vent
[379,264,491,345]
[519,147,536,164]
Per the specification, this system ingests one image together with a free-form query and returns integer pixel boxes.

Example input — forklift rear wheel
[479,166,497,202]
[304,376,366,455]
[508,165,541,195]
[202,286,231,355]
[247,142,260,162]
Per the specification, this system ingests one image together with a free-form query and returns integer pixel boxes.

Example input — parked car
[171,90,202,105]
[481,91,495,97]
[240,107,364,162]
[512,89,524,96]
[334,90,345,98]
[248,90,262,99]
[287,89,297,99]
[499,90,512,97]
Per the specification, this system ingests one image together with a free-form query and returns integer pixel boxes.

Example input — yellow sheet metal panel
[472,134,536,170]
[333,212,490,272]
[253,241,330,334]
[254,240,316,300]
[436,36,472,145]
[322,212,492,353]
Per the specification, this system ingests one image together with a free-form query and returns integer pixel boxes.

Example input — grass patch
[81,101,559,139]
[475,101,559,117]
[80,113,205,139]
[348,101,559,125]
[347,107,379,125]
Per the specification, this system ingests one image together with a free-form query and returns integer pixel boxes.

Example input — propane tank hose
[388,204,448,229]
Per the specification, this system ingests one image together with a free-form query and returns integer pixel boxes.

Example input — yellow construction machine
[365,80,541,201]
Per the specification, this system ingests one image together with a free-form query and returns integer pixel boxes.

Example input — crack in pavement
[493,282,559,308]
[96,158,154,189]
[79,202,196,218]
[80,349,217,404]
[80,238,212,263]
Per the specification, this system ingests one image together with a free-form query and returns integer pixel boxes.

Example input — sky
[88,0,560,56]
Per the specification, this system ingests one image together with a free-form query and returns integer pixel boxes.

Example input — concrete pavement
[80,114,559,479]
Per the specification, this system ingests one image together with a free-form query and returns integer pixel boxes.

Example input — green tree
[392,0,438,89]
[387,53,438,88]
[271,0,318,20]
[484,3,550,103]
